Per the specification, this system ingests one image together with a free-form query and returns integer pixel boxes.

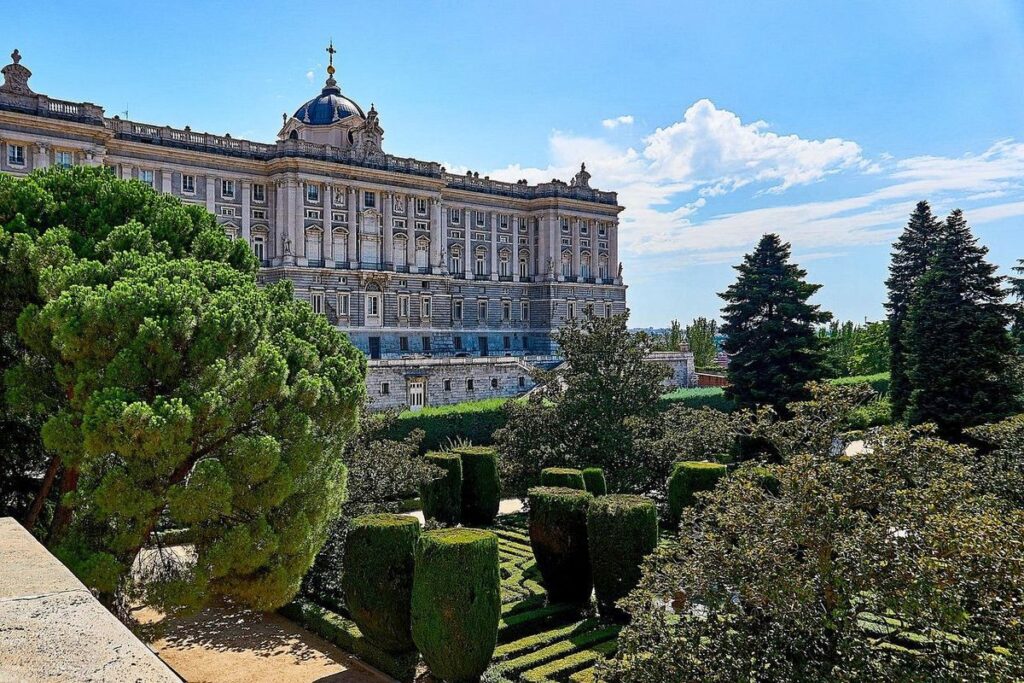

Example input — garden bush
[342,514,421,653]
[587,495,658,620]
[527,487,595,604]
[420,452,462,524]
[386,399,509,452]
[582,468,607,496]
[412,528,501,683]
[455,446,501,526]
[540,467,586,490]
[668,461,728,524]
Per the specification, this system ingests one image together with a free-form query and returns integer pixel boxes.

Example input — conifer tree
[1010,258,1024,352]
[719,234,831,411]
[904,209,1018,435]
[885,201,941,420]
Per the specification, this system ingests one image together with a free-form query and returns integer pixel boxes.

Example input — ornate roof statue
[1,49,34,96]
[570,162,591,189]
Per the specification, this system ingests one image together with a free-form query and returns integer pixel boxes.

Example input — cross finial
[326,40,336,75]
[11,49,20,64]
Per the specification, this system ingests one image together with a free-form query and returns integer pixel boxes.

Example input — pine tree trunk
[23,454,61,531]
[48,466,79,543]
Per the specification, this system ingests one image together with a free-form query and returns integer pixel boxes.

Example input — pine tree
[904,209,1019,435]
[885,201,942,420]
[719,234,831,411]
[1010,258,1024,352]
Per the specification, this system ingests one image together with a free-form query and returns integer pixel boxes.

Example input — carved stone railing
[0,92,105,125]
[443,172,618,206]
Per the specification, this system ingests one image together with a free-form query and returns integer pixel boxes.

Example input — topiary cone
[421,451,462,524]
[412,528,501,682]
[668,461,728,524]
[587,494,658,621]
[528,486,594,604]
[540,467,586,490]
[342,513,421,652]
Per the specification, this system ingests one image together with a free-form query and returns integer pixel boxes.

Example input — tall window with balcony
[182,174,196,194]
[581,253,592,279]
[221,179,235,198]
[364,191,375,208]
[394,236,408,268]
[519,251,529,278]
[332,230,347,264]
[416,197,427,214]
[253,235,266,264]
[453,299,463,321]
[599,256,609,280]
[450,246,462,274]
[310,292,324,315]
[306,184,320,203]
[499,251,511,277]
[55,150,73,168]
[305,230,322,265]
[561,252,572,279]
[252,183,266,202]
[475,248,487,276]
[398,294,410,318]
[7,144,24,166]
[139,169,154,188]
[421,296,432,320]
[478,299,488,323]
[415,237,429,271]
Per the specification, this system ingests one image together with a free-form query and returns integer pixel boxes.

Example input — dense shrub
[587,495,658,620]
[527,487,594,604]
[420,452,462,524]
[831,371,890,397]
[386,399,509,452]
[455,446,501,526]
[412,529,501,683]
[658,387,737,412]
[847,396,892,429]
[540,467,586,490]
[342,514,421,653]
[582,467,607,495]
[668,461,728,523]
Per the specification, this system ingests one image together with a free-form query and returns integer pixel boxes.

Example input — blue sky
[11,1,1024,327]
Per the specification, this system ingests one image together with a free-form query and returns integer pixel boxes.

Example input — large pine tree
[885,201,942,421]
[720,233,831,411]
[905,209,1018,435]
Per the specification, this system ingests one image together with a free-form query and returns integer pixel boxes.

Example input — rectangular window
[381,382,390,396]
[252,183,266,202]
[605,302,612,318]
[7,144,24,166]
[444,379,452,392]
[400,336,409,351]
[333,211,346,222]
[220,206,236,217]
[519,376,526,388]
[478,300,487,321]
[451,208,460,224]
[521,301,530,321]
[453,299,463,321]
[449,230,464,239]
[599,225,607,237]
[567,302,576,320]
[467,378,475,392]
[416,198,427,214]
[364,191,375,208]
[181,174,196,194]
[398,294,410,318]
[491,378,499,389]
[221,179,235,198]
[453,335,462,350]
[499,235,511,244]
[476,211,485,227]
[416,221,429,231]
[503,336,511,350]
[500,215,509,229]
[421,296,432,319]
[55,150,73,168]
[337,293,350,316]
[561,218,570,232]
[306,184,320,203]
[422,336,431,352]
[502,301,511,321]
[252,209,267,219]
[139,169,154,187]
[310,292,324,315]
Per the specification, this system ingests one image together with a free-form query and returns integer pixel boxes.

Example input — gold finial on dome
[326,39,336,76]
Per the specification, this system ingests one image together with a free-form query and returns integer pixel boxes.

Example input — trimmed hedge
[387,398,510,452]
[540,467,586,490]
[420,452,462,524]
[587,495,658,621]
[527,487,594,605]
[581,468,607,496]
[342,514,421,653]
[454,445,501,526]
[658,387,737,412]
[668,461,728,523]
[412,528,501,683]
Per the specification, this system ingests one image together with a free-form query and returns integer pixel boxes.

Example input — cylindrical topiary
[412,528,501,683]
[587,494,658,621]
[453,446,500,526]
[342,513,421,653]
[527,486,594,604]
[540,467,586,490]
[668,460,728,523]
[582,467,607,495]
[420,452,462,524]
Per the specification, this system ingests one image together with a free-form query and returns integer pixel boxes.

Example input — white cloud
[602,115,634,129]
[306,70,315,82]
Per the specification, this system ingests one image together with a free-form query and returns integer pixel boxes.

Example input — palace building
[0,46,644,409]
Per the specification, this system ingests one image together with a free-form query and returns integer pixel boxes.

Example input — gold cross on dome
[326,40,336,75]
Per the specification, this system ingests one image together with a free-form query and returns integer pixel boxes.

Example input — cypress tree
[719,234,831,411]
[905,209,1018,435]
[885,201,942,420]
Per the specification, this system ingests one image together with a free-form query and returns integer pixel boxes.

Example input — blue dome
[293,83,364,125]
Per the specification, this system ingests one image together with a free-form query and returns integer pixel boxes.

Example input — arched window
[598,255,609,280]
[581,252,592,279]
[394,236,408,267]
[475,247,487,276]
[498,249,511,277]
[450,246,463,274]
[519,255,529,278]
[305,229,323,264]
[252,234,266,264]
[416,237,430,270]
[561,251,572,278]
[332,229,348,263]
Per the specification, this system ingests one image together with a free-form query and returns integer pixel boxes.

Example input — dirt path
[137,604,392,683]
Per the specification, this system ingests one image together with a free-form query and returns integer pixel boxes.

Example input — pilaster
[347,186,358,267]
[383,191,394,270]
[489,211,498,281]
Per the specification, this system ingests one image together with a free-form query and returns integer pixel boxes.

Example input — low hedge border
[493,618,601,662]
[485,624,620,680]
[540,468,586,490]
[280,599,419,682]
[521,637,618,683]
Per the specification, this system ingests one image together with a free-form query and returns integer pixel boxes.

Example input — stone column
[610,220,620,284]
[205,176,216,214]
[323,185,333,267]
[464,207,473,280]
[489,211,499,281]
[430,197,443,273]
[347,186,358,267]
[287,178,301,265]
[161,169,172,194]
[512,215,521,283]
[241,180,251,245]
[383,191,394,270]
[274,180,286,264]
[572,217,582,282]
[405,194,416,270]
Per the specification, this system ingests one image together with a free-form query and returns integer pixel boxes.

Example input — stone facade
[0,46,629,409]
[647,351,697,390]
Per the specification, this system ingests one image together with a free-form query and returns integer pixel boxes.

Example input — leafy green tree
[904,209,1019,435]
[1,167,366,615]
[667,319,683,351]
[495,312,669,493]
[886,201,942,420]
[849,320,889,375]
[604,404,1024,682]
[719,234,831,411]
[684,317,718,368]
